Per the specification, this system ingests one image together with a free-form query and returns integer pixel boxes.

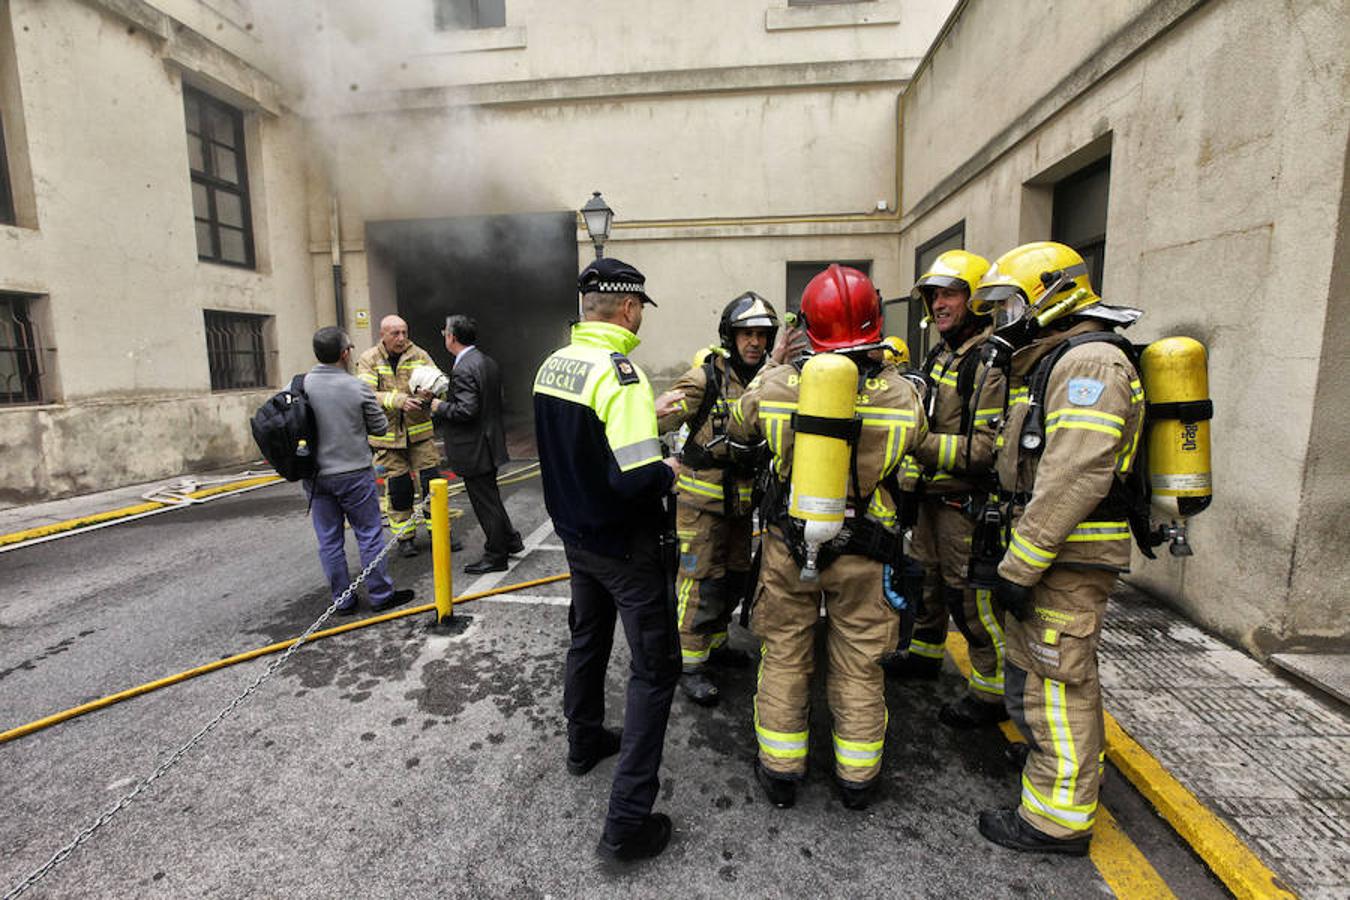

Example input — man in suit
[427,314,524,574]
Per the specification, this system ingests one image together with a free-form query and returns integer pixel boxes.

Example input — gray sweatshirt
[304,363,388,476]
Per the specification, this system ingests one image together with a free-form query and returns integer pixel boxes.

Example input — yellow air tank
[789,352,859,580]
[1141,337,1213,521]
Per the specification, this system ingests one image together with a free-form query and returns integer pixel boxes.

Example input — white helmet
[408,366,449,398]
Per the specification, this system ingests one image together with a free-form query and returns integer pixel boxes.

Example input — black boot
[837,777,875,811]
[755,762,797,809]
[567,727,623,776]
[977,808,1090,856]
[880,651,942,680]
[680,671,720,706]
[939,695,1010,729]
[597,813,673,862]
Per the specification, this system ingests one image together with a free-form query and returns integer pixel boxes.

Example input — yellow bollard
[429,478,453,624]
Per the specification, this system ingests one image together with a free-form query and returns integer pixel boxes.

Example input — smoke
[247,0,570,228]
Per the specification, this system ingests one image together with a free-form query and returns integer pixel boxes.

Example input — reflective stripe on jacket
[657,351,757,515]
[906,328,1005,495]
[533,321,675,557]
[356,342,436,450]
[996,321,1144,584]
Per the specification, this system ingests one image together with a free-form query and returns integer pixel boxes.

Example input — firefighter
[884,250,1012,731]
[656,293,780,706]
[356,315,452,556]
[731,264,927,811]
[970,241,1144,856]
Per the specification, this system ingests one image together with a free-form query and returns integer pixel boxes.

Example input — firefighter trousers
[910,498,1006,702]
[1004,564,1116,839]
[752,532,898,785]
[375,442,441,542]
[675,503,753,673]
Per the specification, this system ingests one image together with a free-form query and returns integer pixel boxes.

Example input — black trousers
[562,535,680,836]
[463,470,520,560]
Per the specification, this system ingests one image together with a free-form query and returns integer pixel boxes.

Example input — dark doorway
[365,212,577,436]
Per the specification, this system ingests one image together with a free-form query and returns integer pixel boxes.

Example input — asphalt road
[0,474,1227,898]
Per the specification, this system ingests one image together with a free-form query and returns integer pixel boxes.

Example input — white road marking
[476,593,570,607]
[461,518,558,595]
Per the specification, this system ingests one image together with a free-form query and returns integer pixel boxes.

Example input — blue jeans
[305,468,394,608]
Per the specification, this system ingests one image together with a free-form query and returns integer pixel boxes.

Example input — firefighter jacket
[657,350,758,516]
[356,342,436,450]
[532,321,675,558]
[996,320,1144,586]
[903,328,1005,496]
[731,359,927,530]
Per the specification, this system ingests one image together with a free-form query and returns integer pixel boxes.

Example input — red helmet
[799,264,883,351]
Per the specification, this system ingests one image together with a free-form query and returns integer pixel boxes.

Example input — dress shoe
[880,650,942,680]
[567,727,622,776]
[370,589,414,613]
[939,695,1010,729]
[708,644,751,668]
[837,776,875,811]
[755,762,797,809]
[596,813,673,863]
[680,671,720,706]
[398,540,419,558]
[464,556,508,575]
[977,808,1090,856]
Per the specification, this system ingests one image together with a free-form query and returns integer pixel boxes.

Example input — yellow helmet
[881,335,910,366]
[911,249,991,320]
[970,241,1100,330]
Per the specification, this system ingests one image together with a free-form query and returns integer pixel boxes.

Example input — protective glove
[882,563,908,613]
[994,575,1033,622]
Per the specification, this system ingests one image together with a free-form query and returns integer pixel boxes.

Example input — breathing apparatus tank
[1140,336,1213,556]
[789,352,858,581]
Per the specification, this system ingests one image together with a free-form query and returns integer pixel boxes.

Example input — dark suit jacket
[432,347,510,478]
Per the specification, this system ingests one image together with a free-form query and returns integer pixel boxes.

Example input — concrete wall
[270,0,953,377]
[0,0,314,505]
[896,0,1350,652]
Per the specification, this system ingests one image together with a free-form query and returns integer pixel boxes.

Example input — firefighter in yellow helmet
[657,292,781,706]
[730,265,927,811]
[883,250,1012,729]
[970,241,1144,855]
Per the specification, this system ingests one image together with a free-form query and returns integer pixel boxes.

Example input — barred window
[0,294,43,404]
[204,310,271,391]
[435,0,505,29]
[0,113,14,226]
[184,86,255,268]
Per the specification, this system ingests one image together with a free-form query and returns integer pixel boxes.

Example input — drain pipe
[330,193,346,327]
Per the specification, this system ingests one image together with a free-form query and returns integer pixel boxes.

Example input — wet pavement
[0,471,1344,897]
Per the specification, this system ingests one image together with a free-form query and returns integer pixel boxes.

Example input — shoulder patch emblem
[610,352,640,386]
[1067,377,1106,406]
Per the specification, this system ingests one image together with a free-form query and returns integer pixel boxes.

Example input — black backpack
[250,374,318,481]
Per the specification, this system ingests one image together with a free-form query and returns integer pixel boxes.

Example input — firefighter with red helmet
[657,293,781,706]
[730,265,927,810]
[885,250,1012,731]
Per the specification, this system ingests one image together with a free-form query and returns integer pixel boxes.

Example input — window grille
[0,294,44,404]
[204,310,271,391]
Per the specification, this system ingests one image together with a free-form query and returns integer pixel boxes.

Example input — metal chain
[3,509,422,900]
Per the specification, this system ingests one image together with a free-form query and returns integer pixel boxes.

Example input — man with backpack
[303,326,414,615]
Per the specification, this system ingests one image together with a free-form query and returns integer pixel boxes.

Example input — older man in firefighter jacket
[970,241,1145,856]
[357,315,447,556]
[730,264,927,812]
[656,293,781,707]
[886,250,1012,731]
[533,257,682,863]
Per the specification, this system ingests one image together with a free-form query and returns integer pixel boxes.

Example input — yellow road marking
[945,633,1176,899]
[0,475,283,547]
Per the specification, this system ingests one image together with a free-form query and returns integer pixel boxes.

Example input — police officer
[656,293,780,706]
[731,264,928,811]
[356,315,455,556]
[533,257,681,863]
[970,242,1144,855]
[886,251,1011,731]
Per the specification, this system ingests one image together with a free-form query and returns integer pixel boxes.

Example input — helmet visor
[971,284,1030,329]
